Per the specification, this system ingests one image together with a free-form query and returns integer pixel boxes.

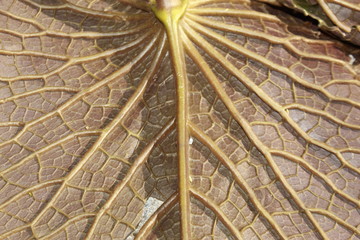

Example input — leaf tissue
[0,0,359,239]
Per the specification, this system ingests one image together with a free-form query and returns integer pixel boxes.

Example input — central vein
[151,0,190,239]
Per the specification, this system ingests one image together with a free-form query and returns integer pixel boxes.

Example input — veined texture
[0,0,359,239]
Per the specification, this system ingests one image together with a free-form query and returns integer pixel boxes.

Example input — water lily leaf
[274,0,360,46]
[0,0,359,239]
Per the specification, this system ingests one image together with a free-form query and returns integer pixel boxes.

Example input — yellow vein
[0,29,159,150]
[181,26,329,239]
[183,20,360,177]
[0,20,154,38]
[310,208,360,235]
[340,149,360,156]
[317,0,351,32]
[0,87,78,104]
[0,226,32,239]
[323,80,360,88]
[0,179,63,210]
[190,188,243,240]
[0,9,45,31]
[328,0,360,11]
[38,213,96,240]
[0,28,156,82]
[23,0,150,20]
[0,130,101,177]
[187,13,356,72]
[112,0,151,11]
[0,122,24,127]
[168,26,190,240]
[189,123,288,240]
[64,183,114,193]
[271,150,360,208]
[188,0,227,8]
[84,118,176,239]
[186,18,360,108]
[161,11,191,240]
[28,33,166,237]
[284,104,360,130]
[241,214,264,239]
[172,32,191,240]
[134,193,179,239]
[0,49,69,60]
[188,8,282,21]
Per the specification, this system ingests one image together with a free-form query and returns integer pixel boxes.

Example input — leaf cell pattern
[274,0,360,46]
[0,0,359,239]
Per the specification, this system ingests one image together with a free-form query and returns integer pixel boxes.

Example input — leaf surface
[0,0,359,239]
[274,0,360,46]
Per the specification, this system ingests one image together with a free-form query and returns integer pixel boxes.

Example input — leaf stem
[152,1,191,239]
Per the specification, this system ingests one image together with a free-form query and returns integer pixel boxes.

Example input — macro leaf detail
[274,0,360,46]
[0,0,359,239]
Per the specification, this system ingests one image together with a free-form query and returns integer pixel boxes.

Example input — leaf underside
[273,0,360,46]
[0,0,359,239]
